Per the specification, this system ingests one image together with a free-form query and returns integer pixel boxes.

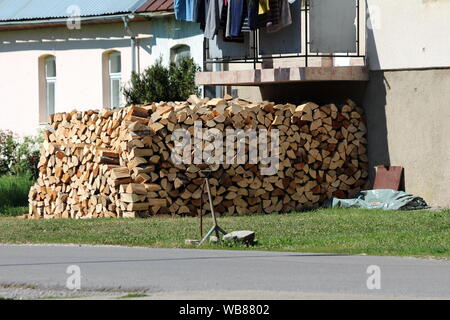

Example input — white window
[109,52,122,108]
[45,56,56,116]
[170,45,191,65]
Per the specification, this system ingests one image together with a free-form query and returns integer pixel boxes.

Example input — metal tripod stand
[198,170,227,245]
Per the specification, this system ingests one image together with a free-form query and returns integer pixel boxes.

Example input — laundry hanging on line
[174,0,294,40]
[265,0,292,33]
[174,0,197,22]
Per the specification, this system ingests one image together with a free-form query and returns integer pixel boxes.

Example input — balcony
[196,0,368,86]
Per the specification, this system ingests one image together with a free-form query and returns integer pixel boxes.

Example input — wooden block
[135,173,151,184]
[149,199,167,207]
[111,167,130,180]
[123,212,138,218]
[149,122,164,133]
[126,183,148,195]
[145,184,162,192]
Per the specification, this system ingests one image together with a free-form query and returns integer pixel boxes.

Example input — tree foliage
[123,57,201,105]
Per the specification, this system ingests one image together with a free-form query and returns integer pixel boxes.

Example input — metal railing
[204,0,366,69]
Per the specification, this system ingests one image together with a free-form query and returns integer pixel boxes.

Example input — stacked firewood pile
[27,96,368,219]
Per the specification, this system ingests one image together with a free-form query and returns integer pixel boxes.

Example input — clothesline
[174,0,293,41]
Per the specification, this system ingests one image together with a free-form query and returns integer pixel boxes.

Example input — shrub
[123,57,201,105]
[0,130,17,176]
[0,174,33,216]
[169,57,201,101]
[0,130,42,180]
[10,135,43,179]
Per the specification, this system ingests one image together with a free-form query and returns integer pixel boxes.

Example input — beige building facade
[0,15,203,136]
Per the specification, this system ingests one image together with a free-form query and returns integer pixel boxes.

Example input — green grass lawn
[0,208,448,258]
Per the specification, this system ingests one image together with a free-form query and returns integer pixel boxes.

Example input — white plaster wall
[0,47,40,136]
[145,17,204,68]
[0,16,204,136]
[366,0,450,70]
[0,23,135,136]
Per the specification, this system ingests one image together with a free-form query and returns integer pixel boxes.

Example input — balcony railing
[204,0,366,69]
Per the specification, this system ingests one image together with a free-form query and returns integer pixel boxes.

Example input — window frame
[170,44,191,65]
[40,56,56,124]
[108,52,122,108]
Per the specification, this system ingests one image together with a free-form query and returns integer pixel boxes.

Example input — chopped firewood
[28,98,368,219]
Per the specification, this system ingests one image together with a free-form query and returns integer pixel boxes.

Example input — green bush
[11,135,42,179]
[168,57,201,101]
[0,174,33,216]
[0,130,17,176]
[123,57,201,105]
[0,130,42,179]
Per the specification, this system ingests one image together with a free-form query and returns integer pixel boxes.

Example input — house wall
[362,0,450,207]
[365,0,450,70]
[363,68,450,208]
[0,16,203,136]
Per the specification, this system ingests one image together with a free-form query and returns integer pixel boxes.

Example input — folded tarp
[324,189,429,211]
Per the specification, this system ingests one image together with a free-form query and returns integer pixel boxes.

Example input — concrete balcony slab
[196,66,369,86]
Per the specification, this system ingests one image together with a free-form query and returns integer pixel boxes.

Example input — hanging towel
[225,1,232,38]
[205,0,225,39]
[265,0,292,33]
[175,0,196,22]
[195,0,208,30]
[247,0,259,30]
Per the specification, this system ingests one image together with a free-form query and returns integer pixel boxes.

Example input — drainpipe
[122,16,137,74]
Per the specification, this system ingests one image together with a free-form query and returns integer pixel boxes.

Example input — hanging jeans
[229,0,246,37]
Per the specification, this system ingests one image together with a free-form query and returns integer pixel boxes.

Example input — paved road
[0,245,449,299]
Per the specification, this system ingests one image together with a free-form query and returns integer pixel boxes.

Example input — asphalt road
[0,245,449,299]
